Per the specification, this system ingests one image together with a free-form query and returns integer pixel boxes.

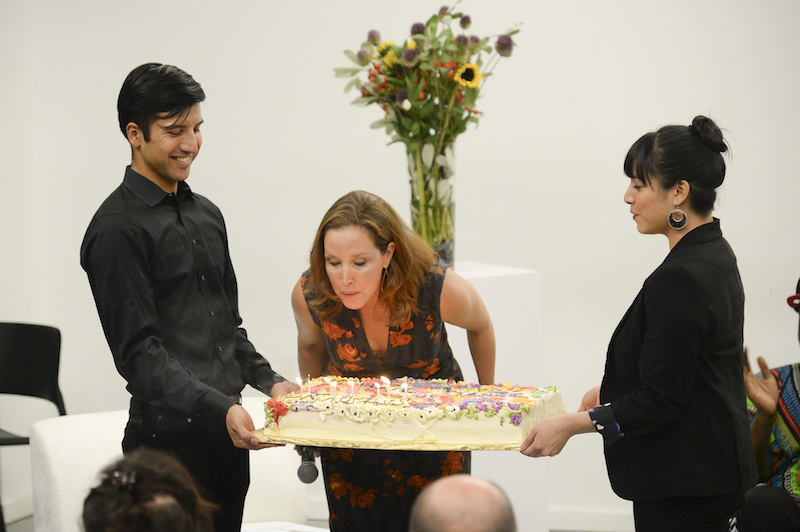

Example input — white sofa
[29,396,326,532]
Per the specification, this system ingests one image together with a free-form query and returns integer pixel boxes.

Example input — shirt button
[200,274,206,281]
[210,310,215,317]
[218,346,223,352]
[192,239,197,245]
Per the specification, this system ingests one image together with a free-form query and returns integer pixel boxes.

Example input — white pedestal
[448,261,547,532]
[301,261,546,530]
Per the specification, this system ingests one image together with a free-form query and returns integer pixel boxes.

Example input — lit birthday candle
[331,380,338,401]
[381,376,391,399]
[374,382,381,402]
[401,382,408,402]
[348,380,355,399]
[307,375,312,396]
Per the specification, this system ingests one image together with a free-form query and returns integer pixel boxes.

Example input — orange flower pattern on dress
[337,343,362,363]
[421,358,440,378]
[351,487,377,508]
[388,320,414,347]
[343,362,363,372]
[407,475,432,493]
[441,451,466,476]
[323,320,348,341]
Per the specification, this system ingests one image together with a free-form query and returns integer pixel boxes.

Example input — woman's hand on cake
[520,412,594,458]
[226,404,279,450]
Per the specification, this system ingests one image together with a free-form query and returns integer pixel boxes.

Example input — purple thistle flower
[356,49,371,66]
[401,48,419,68]
[368,30,381,45]
[454,35,469,50]
[495,34,515,57]
[438,6,449,17]
[460,15,471,29]
[395,89,408,104]
[411,22,425,36]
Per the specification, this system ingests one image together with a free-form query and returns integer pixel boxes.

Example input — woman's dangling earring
[668,206,688,230]
[380,266,388,293]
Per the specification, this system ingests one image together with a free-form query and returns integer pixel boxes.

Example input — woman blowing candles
[520,116,757,531]
[291,190,495,532]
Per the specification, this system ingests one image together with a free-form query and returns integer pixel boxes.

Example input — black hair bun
[690,115,728,153]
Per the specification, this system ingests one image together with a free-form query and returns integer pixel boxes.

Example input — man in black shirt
[80,63,298,531]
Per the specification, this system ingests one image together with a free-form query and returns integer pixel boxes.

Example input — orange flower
[436,266,444,276]
[329,474,350,500]
[389,331,412,347]
[422,358,440,377]
[352,487,377,508]
[441,451,465,475]
[352,317,361,328]
[337,343,362,362]
[407,475,432,492]
[343,362,364,372]
[398,320,414,332]
[323,321,347,340]
[425,315,434,331]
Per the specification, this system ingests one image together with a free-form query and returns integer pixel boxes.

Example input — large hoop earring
[668,207,688,230]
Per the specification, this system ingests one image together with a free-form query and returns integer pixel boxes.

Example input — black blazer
[600,219,757,501]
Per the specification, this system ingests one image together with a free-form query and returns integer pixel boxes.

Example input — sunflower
[454,63,482,88]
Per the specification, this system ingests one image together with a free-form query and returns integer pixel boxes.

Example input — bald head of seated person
[408,474,517,532]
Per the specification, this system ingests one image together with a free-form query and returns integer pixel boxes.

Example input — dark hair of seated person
[82,448,217,532]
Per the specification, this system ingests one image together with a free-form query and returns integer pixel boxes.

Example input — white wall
[2,1,799,529]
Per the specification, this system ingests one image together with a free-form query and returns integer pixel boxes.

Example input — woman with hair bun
[521,116,757,531]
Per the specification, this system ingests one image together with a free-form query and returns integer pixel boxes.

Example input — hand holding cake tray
[254,377,565,451]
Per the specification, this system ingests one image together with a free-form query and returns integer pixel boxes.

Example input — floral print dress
[301,265,470,532]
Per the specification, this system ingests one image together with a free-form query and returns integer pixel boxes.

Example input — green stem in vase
[413,147,430,243]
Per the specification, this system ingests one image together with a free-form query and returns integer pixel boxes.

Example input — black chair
[0,323,66,532]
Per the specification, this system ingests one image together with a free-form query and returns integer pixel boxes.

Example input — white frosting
[255,378,566,451]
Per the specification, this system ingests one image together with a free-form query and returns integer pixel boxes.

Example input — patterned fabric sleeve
[588,403,624,444]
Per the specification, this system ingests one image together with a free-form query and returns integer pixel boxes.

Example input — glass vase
[407,142,456,266]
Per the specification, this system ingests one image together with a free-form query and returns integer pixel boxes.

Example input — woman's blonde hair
[306,190,437,325]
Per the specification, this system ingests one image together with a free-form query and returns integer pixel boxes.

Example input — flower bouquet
[335,2,519,264]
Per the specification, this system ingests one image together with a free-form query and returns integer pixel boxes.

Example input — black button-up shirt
[81,167,284,425]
